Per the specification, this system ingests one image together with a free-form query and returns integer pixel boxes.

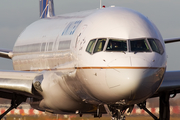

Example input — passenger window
[106,39,127,51]
[130,39,150,52]
[148,39,164,54]
[41,43,46,52]
[86,39,96,54]
[94,38,106,53]
[58,40,71,50]
[31,43,40,52]
[48,42,53,51]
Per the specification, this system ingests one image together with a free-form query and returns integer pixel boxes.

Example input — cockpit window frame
[86,38,129,55]
[105,38,128,52]
[85,37,164,55]
[129,38,152,53]
[86,39,97,54]
[86,38,108,55]
[147,38,164,55]
[93,38,107,54]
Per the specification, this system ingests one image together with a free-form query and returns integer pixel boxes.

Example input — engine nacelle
[30,71,102,114]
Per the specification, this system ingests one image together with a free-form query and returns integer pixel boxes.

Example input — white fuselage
[12,7,166,113]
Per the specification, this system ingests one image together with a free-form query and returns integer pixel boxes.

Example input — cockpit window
[148,39,164,54]
[106,39,127,51]
[94,38,107,53]
[86,39,96,54]
[86,38,164,55]
[130,39,150,52]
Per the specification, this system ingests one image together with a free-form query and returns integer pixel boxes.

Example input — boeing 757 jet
[0,1,180,120]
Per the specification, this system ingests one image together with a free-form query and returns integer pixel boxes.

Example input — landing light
[110,5,115,7]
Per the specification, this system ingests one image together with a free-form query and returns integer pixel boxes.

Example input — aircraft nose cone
[106,57,131,88]
[105,57,165,103]
[106,57,152,88]
[106,68,164,103]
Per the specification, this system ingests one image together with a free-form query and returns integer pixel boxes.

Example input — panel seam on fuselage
[22,67,165,71]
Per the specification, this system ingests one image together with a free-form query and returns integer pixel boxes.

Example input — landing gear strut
[105,105,127,120]
[138,102,158,120]
[0,94,26,119]
[138,92,171,120]
[94,106,102,118]
[159,93,170,120]
[111,109,126,120]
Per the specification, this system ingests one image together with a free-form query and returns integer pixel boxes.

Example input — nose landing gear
[111,109,126,120]
[104,105,132,120]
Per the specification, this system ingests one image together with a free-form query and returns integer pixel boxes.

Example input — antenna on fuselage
[99,0,105,9]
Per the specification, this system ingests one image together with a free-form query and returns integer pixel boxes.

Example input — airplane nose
[105,57,164,103]
[106,57,152,88]
[106,57,131,88]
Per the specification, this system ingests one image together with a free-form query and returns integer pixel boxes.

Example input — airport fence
[0,106,180,116]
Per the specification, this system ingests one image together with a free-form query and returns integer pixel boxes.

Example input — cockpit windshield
[94,38,107,53]
[148,38,164,54]
[86,38,164,55]
[106,39,127,51]
[130,39,151,52]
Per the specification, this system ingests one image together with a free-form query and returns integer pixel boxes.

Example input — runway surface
[3,115,180,120]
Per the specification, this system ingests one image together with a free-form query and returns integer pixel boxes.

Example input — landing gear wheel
[112,109,125,120]
[120,115,125,120]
